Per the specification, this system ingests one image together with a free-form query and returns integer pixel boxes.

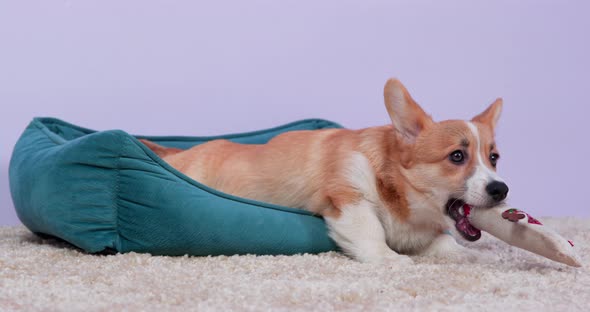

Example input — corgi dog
[141,78,508,265]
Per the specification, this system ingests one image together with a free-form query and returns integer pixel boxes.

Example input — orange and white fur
[141,79,509,265]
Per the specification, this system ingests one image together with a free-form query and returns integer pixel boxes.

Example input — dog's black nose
[486,181,509,202]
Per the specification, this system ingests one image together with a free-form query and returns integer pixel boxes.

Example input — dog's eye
[449,150,465,164]
[490,153,500,167]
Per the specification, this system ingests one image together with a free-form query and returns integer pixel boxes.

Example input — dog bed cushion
[9,117,342,256]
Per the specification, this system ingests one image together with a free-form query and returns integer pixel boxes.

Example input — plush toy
[460,204,582,267]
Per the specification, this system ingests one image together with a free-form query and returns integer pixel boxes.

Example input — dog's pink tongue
[456,204,482,241]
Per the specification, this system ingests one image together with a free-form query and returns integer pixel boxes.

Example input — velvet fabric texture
[9,118,341,256]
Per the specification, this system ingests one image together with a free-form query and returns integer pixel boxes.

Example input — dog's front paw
[359,250,414,268]
[381,252,415,268]
[421,234,497,264]
[391,254,415,267]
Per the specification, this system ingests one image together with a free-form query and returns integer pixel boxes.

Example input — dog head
[383,78,507,241]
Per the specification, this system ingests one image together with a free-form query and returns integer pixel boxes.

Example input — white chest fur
[378,209,440,254]
[342,152,443,255]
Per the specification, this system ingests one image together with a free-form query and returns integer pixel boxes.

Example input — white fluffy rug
[1,218,589,311]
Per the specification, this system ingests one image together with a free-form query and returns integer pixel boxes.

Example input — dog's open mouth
[446,199,482,242]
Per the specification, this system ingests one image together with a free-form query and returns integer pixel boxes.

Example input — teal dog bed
[9,117,342,256]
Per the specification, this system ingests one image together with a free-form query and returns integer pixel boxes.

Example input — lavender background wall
[1,1,589,225]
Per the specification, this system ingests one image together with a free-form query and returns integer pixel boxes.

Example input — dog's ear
[384,78,433,143]
[472,98,503,131]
